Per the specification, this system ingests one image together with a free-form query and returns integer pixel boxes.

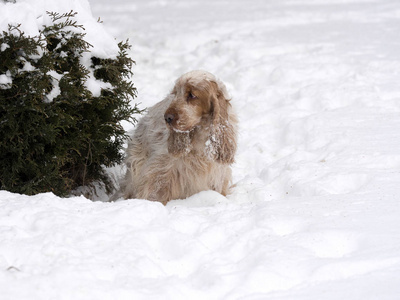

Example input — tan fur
[118,70,238,204]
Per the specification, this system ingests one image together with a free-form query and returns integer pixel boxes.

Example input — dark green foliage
[0,11,142,197]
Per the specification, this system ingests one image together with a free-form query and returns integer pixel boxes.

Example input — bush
[0,11,142,197]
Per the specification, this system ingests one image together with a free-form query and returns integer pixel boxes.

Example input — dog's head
[164,70,230,131]
[164,70,236,163]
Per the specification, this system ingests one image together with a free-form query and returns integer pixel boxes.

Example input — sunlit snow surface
[1,0,400,299]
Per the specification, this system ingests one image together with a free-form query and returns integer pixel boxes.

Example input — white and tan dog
[117,70,238,204]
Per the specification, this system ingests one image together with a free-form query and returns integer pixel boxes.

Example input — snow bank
[1,0,400,299]
[1,188,400,299]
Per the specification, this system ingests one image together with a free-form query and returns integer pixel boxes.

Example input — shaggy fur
[117,70,238,204]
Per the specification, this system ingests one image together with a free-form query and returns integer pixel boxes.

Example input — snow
[0,74,12,87]
[0,0,119,58]
[0,0,120,99]
[1,0,400,299]
[44,70,62,103]
[1,43,10,52]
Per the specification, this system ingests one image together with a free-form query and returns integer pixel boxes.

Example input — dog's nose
[164,113,175,124]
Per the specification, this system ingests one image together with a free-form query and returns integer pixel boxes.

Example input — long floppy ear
[209,81,237,164]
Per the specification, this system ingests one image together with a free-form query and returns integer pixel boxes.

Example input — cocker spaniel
[117,70,238,205]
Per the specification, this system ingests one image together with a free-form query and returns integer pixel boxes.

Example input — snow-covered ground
[2,0,400,299]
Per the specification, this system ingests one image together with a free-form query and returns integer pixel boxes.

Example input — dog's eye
[187,92,197,101]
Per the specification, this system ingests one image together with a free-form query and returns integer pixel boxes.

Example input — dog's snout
[164,113,175,124]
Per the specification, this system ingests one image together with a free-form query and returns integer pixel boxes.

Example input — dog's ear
[209,81,237,164]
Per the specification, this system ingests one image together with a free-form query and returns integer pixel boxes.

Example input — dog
[117,70,238,204]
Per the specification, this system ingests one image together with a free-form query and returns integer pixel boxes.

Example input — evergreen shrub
[0,11,142,197]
